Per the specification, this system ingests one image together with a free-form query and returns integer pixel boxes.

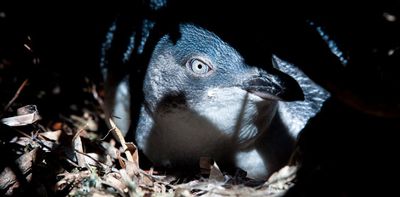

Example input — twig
[14,127,31,138]
[64,157,81,168]
[1,79,29,118]
[74,149,110,169]
[0,126,52,151]
[108,118,134,162]
[100,128,114,141]
[91,84,104,106]
[72,125,87,142]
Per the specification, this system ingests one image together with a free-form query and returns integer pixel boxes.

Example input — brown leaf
[40,130,62,142]
[108,118,134,162]
[199,157,224,182]
[261,165,297,195]
[55,170,91,192]
[84,153,113,167]
[209,162,225,182]
[119,169,141,194]
[16,105,36,115]
[1,105,41,126]
[70,113,98,132]
[73,135,86,168]
[51,122,63,131]
[0,148,42,192]
[125,142,139,166]
[139,173,154,188]
[90,190,116,197]
[102,173,127,195]
[124,160,140,178]
[174,188,193,197]
[10,136,31,147]
[100,141,119,159]
[117,151,126,169]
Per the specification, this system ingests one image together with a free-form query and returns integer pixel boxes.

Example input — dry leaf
[174,188,193,197]
[102,173,127,195]
[100,141,119,159]
[124,160,140,178]
[119,169,143,196]
[199,157,224,182]
[117,151,126,169]
[73,135,86,168]
[125,142,139,166]
[70,114,98,131]
[10,136,31,147]
[209,162,224,182]
[16,105,37,115]
[40,130,62,142]
[84,153,113,167]
[261,165,297,195]
[0,148,42,192]
[51,122,63,130]
[55,170,91,192]
[108,118,134,162]
[91,191,116,197]
[139,173,154,188]
[1,105,40,126]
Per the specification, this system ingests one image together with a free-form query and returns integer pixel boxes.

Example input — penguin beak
[242,70,304,102]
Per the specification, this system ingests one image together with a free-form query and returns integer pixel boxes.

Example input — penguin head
[143,23,304,112]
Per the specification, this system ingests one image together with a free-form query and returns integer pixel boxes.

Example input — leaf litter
[0,80,297,197]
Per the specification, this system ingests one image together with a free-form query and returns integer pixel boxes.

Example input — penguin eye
[187,58,213,76]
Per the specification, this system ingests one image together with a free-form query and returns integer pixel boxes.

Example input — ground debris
[1,105,40,126]
[0,148,43,195]
[0,84,296,197]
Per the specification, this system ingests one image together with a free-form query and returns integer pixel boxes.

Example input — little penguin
[102,23,330,180]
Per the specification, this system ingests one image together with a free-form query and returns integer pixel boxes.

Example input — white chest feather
[136,87,277,166]
[193,87,277,145]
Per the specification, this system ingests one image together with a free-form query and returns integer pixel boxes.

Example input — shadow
[139,88,297,180]
[143,92,237,175]
[285,97,400,197]
[0,124,52,196]
[0,124,31,196]
[255,114,296,178]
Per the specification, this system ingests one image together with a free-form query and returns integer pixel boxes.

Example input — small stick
[100,128,114,141]
[1,79,29,118]
[108,118,134,162]
[74,149,109,168]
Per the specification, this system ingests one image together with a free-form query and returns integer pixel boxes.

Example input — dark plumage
[103,23,329,179]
